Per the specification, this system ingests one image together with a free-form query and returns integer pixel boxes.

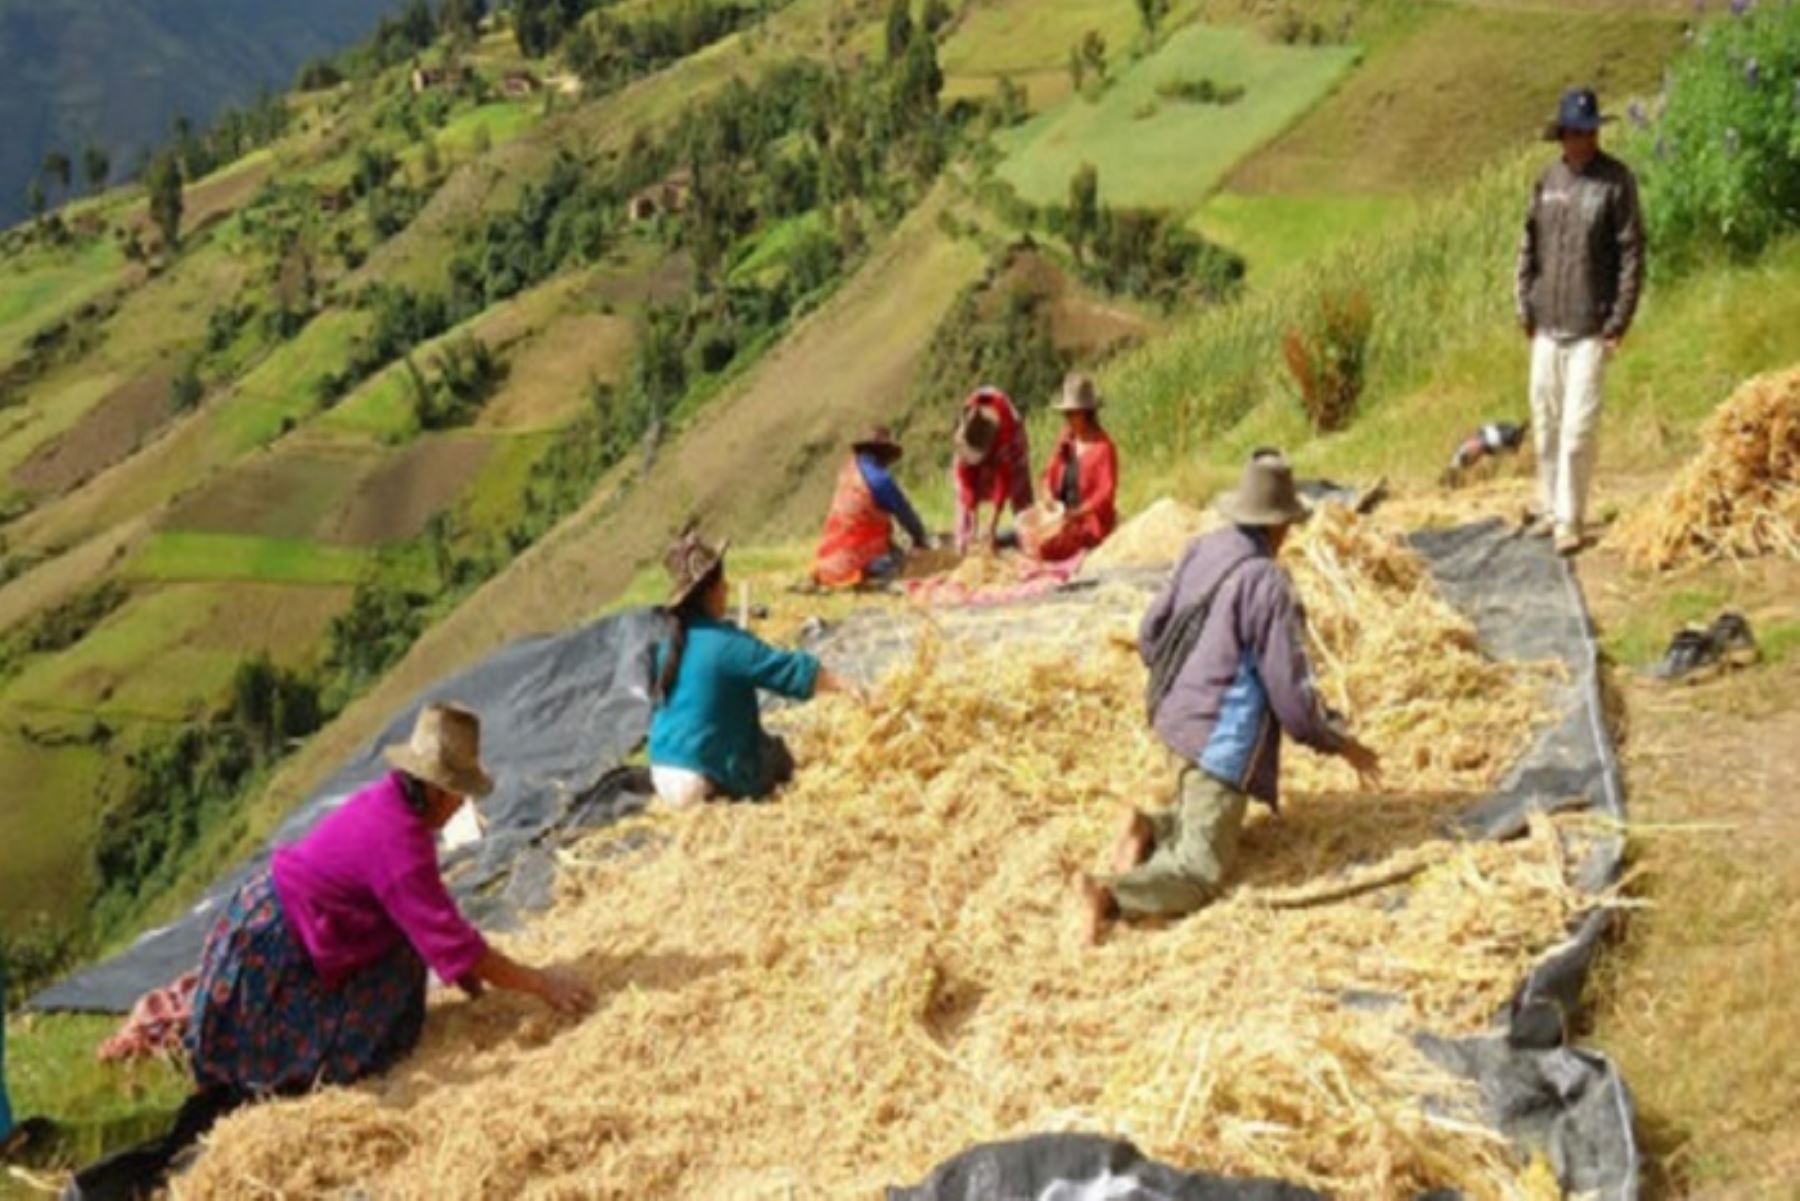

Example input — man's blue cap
[1547,87,1612,139]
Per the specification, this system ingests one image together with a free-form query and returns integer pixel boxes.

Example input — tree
[1067,162,1099,264]
[1080,30,1107,82]
[1135,0,1170,36]
[440,0,486,40]
[26,179,45,221]
[42,150,72,201]
[921,0,952,36]
[1067,46,1085,93]
[145,152,185,251]
[169,358,205,411]
[83,145,110,193]
[884,0,914,63]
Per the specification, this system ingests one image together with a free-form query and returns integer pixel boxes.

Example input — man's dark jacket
[1515,150,1646,341]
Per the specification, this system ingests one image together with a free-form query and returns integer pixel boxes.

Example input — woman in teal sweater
[648,530,864,806]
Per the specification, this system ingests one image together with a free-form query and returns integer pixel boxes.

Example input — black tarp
[31,609,666,1013]
[889,521,1639,1200]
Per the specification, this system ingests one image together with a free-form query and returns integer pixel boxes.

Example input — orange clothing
[812,456,894,587]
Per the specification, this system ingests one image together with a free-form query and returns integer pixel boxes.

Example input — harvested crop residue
[184,510,1571,1199]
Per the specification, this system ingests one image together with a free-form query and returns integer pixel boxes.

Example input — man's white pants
[1528,334,1607,536]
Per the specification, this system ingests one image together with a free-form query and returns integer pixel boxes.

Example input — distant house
[410,65,468,94]
[626,170,693,223]
[317,186,351,215]
[501,71,539,99]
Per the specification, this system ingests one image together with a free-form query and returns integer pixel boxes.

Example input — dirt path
[1579,547,1800,1197]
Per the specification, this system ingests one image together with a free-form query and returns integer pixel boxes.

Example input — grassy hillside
[0,0,403,226]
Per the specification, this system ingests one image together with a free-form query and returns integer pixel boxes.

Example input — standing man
[1516,86,1645,556]
[1074,453,1381,944]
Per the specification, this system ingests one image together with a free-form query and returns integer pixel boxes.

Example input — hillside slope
[0,0,402,226]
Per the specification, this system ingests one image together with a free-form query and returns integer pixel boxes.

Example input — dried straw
[178,511,1568,1201]
[1082,497,1219,573]
[1614,366,1800,571]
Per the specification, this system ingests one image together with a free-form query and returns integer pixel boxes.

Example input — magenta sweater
[271,772,487,988]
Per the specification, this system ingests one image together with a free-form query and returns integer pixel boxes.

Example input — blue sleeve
[857,454,928,548]
[725,629,821,700]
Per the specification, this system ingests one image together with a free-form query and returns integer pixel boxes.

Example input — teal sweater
[648,617,821,799]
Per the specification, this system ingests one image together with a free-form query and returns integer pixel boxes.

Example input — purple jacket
[1138,525,1345,806]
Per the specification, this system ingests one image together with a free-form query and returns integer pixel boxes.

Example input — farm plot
[995,22,1358,211]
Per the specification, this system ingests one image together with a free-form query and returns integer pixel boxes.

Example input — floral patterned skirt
[185,870,426,1095]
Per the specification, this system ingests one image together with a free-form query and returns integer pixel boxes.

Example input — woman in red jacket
[951,387,1035,553]
[1025,373,1118,562]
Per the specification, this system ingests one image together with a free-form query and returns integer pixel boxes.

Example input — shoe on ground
[1524,513,1555,539]
[1554,530,1586,556]
[1650,628,1721,682]
[1709,611,1760,667]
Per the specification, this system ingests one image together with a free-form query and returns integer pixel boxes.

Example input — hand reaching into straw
[1341,737,1383,791]
[817,668,873,708]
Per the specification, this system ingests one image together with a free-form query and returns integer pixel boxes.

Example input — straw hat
[955,407,1000,466]
[1051,372,1103,413]
[664,526,729,609]
[383,703,495,799]
[1215,452,1312,528]
[852,424,904,462]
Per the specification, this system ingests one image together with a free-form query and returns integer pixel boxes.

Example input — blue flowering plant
[1636,0,1800,260]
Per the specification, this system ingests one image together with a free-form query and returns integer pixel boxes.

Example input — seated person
[952,386,1034,554]
[812,425,929,588]
[652,530,864,807]
[1022,373,1119,562]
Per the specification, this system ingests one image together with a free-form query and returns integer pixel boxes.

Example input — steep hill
[0,0,402,226]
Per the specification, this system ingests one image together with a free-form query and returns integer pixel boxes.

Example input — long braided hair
[655,564,721,705]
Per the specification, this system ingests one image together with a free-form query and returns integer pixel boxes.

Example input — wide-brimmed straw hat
[955,407,1000,466]
[852,424,904,462]
[1543,86,1614,141]
[1215,452,1312,528]
[1051,372,1103,413]
[664,526,729,610]
[383,702,495,799]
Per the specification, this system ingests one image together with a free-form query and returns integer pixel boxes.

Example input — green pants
[1103,771,1249,917]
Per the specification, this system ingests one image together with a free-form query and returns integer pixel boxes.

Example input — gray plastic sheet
[31,609,665,1013]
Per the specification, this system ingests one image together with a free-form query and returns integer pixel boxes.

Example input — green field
[0,726,112,931]
[433,100,544,157]
[208,309,370,453]
[994,22,1359,211]
[123,530,371,585]
[0,236,124,363]
[940,0,1165,107]
[1190,192,1403,283]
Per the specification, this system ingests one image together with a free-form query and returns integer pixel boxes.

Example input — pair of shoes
[1649,612,1759,682]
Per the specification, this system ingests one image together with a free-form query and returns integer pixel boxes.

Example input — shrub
[1282,289,1373,433]
[1156,77,1246,106]
[1636,2,1800,260]
[169,357,205,411]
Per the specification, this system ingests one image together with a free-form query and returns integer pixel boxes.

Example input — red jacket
[951,389,1033,550]
[1029,426,1119,562]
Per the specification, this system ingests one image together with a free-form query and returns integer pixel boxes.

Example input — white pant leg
[651,765,712,809]
[1528,334,1565,520]
[1556,337,1607,535]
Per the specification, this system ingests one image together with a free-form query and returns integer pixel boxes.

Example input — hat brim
[1544,116,1612,140]
[384,745,495,799]
[1215,489,1311,528]
[668,538,729,609]
[1051,397,1101,413]
[854,439,903,460]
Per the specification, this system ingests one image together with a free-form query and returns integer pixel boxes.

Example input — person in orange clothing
[811,425,930,588]
[1023,373,1119,562]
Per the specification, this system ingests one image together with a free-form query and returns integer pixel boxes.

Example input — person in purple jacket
[64,704,591,1200]
[1074,453,1382,944]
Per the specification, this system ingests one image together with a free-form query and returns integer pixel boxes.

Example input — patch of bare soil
[1581,548,1800,1198]
[10,369,175,495]
[164,442,381,541]
[325,434,496,547]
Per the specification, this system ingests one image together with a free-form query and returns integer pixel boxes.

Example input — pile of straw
[1083,497,1219,572]
[181,512,1565,1201]
[1615,367,1800,570]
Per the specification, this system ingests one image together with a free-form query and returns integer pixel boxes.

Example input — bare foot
[1072,872,1115,947]
[1109,806,1154,874]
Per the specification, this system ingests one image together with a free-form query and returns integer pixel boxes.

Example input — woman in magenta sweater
[65,704,590,1199]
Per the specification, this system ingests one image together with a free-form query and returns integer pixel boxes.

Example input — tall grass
[1076,155,1531,490]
